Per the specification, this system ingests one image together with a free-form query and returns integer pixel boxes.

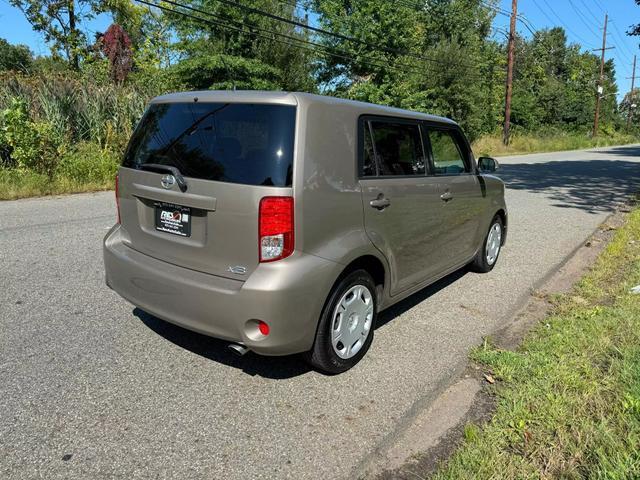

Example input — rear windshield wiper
[138,164,188,192]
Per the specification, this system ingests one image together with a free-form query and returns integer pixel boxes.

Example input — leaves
[101,24,133,84]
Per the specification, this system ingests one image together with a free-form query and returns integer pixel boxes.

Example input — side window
[428,129,468,175]
[361,124,376,177]
[369,121,425,176]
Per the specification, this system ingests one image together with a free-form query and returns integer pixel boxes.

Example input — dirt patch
[368,368,495,480]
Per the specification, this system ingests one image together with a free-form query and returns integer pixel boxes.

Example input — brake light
[115,174,121,224]
[259,196,294,262]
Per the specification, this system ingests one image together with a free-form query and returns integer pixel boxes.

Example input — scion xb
[103,91,507,373]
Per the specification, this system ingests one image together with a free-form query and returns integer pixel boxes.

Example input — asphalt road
[2,145,639,479]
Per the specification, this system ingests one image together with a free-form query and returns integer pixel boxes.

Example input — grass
[0,143,118,200]
[472,131,639,157]
[432,206,640,479]
[0,168,114,200]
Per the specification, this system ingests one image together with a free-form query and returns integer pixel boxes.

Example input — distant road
[1,144,639,479]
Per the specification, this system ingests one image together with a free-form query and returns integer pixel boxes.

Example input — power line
[200,0,482,69]
[478,0,537,35]
[577,0,601,25]
[589,0,607,16]
[141,0,393,73]
[610,21,637,60]
[536,0,596,47]
[138,0,497,81]
[567,0,600,39]
[159,0,491,72]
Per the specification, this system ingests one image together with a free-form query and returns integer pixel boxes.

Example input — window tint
[428,129,467,175]
[369,121,425,176]
[361,124,376,176]
[123,103,295,187]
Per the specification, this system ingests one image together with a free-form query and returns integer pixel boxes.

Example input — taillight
[259,196,294,262]
[115,174,121,224]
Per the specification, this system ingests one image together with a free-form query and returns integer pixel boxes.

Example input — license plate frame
[154,202,192,237]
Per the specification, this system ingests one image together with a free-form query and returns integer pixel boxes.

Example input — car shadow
[134,308,312,379]
[498,149,640,213]
[133,268,470,378]
[375,268,468,329]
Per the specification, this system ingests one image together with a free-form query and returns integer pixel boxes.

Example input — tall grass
[0,72,154,153]
[0,72,160,199]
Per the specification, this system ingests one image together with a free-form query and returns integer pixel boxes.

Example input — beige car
[104,91,507,373]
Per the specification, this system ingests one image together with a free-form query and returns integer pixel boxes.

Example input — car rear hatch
[116,99,296,281]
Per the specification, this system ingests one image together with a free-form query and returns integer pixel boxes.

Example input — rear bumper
[103,225,340,355]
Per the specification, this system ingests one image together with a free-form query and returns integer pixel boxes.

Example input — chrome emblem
[161,174,176,189]
[227,266,247,275]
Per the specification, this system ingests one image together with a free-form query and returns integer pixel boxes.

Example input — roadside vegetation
[1,0,640,200]
[473,131,639,157]
[433,205,640,479]
[0,73,150,200]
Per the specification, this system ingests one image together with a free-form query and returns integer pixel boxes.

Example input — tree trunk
[68,0,79,70]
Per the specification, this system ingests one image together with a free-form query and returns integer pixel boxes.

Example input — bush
[56,142,119,184]
[0,98,63,175]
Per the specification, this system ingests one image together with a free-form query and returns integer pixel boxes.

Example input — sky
[0,0,638,99]
[494,0,640,100]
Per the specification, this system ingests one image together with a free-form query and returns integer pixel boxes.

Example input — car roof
[150,90,458,126]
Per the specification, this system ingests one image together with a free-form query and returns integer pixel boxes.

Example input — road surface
[1,145,639,479]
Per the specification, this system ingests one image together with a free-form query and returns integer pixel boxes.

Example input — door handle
[440,191,453,202]
[370,194,391,210]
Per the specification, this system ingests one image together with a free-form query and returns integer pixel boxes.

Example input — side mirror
[478,156,499,173]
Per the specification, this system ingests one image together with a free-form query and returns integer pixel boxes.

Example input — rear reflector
[259,196,294,262]
[258,321,270,336]
[115,174,121,224]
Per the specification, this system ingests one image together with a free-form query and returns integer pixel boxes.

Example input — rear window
[123,102,296,187]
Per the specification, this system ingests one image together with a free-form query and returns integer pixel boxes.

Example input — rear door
[117,101,296,281]
[359,117,445,295]
[423,125,484,266]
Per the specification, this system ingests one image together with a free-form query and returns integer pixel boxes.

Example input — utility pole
[502,0,517,146]
[592,13,608,137]
[627,54,636,132]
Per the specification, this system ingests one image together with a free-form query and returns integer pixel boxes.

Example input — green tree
[619,88,640,131]
[630,0,640,37]
[311,0,501,139]
[8,0,99,70]
[165,0,316,91]
[0,38,33,72]
[507,27,617,133]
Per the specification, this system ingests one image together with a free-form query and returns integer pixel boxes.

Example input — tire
[470,214,504,273]
[306,269,377,374]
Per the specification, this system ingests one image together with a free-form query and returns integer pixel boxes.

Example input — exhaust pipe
[228,343,249,356]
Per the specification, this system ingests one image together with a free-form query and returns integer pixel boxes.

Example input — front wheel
[306,270,377,374]
[470,215,504,273]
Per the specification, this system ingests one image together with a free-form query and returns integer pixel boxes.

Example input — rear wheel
[306,270,377,374]
[470,215,503,273]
